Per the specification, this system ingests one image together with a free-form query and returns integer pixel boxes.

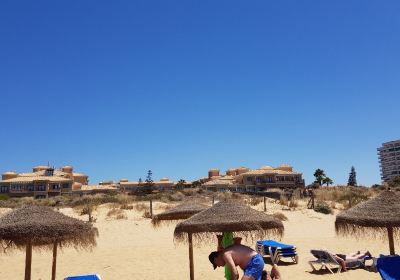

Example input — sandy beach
[0,200,387,280]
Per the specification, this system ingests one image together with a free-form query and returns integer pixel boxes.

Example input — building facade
[203,165,305,192]
[378,139,400,183]
[0,165,88,199]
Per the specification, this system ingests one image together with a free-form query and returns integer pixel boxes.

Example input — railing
[48,188,61,192]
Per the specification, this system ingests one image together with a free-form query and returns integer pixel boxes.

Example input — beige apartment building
[203,165,304,192]
[0,165,89,199]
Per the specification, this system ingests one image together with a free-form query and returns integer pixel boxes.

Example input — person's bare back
[223,245,258,270]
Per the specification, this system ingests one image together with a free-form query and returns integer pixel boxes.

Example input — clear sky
[0,1,399,186]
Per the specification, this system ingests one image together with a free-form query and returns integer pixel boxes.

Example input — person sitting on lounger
[332,251,372,272]
[208,244,282,280]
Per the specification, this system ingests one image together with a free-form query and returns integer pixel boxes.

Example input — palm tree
[176,179,186,190]
[322,177,333,187]
[313,169,326,185]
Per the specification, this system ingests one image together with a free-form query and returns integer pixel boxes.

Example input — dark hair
[208,251,220,269]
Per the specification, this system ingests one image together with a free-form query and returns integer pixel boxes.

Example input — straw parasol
[0,205,98,280]
[335,190,400,255]
[174,200,284,280]
[151,202,208,227]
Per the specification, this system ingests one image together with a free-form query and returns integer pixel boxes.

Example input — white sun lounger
[309,250,365,274]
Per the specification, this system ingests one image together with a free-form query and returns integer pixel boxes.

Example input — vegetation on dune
[388,176,400,189]
[247,197,262,206]
[272,212,288,221]
[0,185,391,218]
[107,208,127,220]
[314,186,375,208]
[314,202,333,214]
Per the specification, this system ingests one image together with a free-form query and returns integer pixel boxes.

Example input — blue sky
[0,1,399,185]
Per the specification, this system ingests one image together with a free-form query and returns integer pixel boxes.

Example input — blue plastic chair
[376,255,400,280]
[256,240,298,264]
[64,275,101,280]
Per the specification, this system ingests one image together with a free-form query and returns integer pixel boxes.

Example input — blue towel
[376,256,400,280]
[64,275,101,280]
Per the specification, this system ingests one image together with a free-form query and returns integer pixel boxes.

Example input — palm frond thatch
[335,190,400,239]
[0,205,98,251]
[151,203,208,227]
[174,200,283,244]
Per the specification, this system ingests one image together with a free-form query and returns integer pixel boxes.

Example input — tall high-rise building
[378,139,400,183]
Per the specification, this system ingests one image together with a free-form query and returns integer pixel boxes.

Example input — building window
[62,183,70,189]
[247,177,253,182]
[12,185,23,191]
[37,185,46,192]
[51,184,60,190]
[27,184,34,191]
[1,186,9,193]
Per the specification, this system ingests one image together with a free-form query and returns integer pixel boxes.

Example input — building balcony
[34,190,47,195]
[9,190,31,194]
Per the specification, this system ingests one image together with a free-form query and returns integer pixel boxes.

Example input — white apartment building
[378,139,400,183]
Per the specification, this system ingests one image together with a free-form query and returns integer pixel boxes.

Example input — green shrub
[288,199,298,208]
[142,210,152,218]
[116,213,127,220]
[272,212,288,221]
[134,202,148,212]
[279,195,288,206]
[247,197,262,206]
[314,202,332,214]
[107,208,127,219]
[120,204,133,210]
[167,192,184,201]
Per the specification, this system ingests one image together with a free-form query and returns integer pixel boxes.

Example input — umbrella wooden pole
[150,199,153,218]
[51,241,58,280]
[263,197,266,212]
[212,196,215,205]
[188,233,194,280]
[388,227,395,255]
[24,242,32,280]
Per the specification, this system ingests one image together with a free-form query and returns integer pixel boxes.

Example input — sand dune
[0,200,387,279]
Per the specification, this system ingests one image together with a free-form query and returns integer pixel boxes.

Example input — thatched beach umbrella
[151,202,208,227]
[0,205,98,280]
[335,190,400,255]
[174,200,284,280]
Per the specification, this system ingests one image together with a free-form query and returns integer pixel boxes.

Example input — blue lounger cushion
[64,275,101,280]
[257,240,295,250]
[257,240,297,254]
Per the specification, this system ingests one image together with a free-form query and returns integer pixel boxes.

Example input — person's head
[208,251,225,269]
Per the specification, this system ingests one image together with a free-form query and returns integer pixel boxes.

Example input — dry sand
[0,199,389,280]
